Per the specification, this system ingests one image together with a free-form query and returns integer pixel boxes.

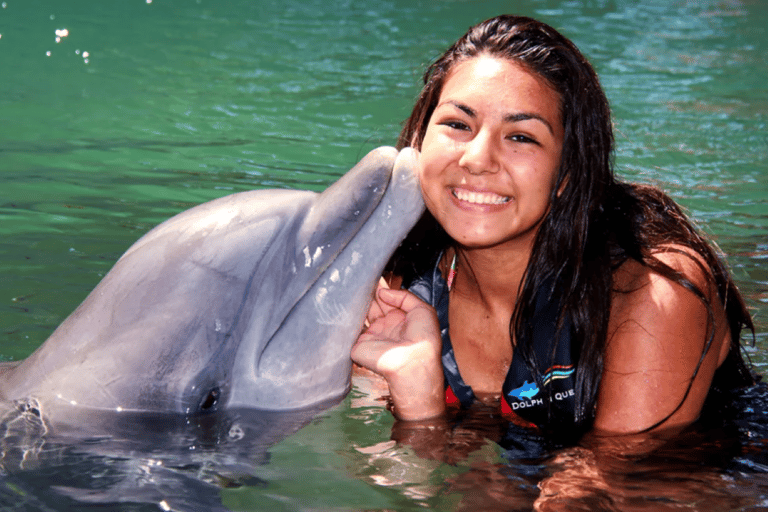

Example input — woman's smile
[451,187,511,206]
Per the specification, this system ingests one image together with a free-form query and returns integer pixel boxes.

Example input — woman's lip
[451,187,511,206]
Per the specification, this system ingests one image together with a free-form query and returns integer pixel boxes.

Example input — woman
[351,15,755,437]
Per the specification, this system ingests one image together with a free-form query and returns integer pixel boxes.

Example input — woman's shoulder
[610,243,725,353]
[597,244,733,432]
[612,244,715,296]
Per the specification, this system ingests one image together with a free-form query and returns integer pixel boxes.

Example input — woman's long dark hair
[390,15,755,430]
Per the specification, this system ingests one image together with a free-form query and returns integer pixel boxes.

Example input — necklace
[446,253,457,290]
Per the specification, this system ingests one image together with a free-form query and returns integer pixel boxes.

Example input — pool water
[1,0,767,510]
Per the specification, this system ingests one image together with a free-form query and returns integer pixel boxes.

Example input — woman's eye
[441,121,470,131]
[508,134,538,144]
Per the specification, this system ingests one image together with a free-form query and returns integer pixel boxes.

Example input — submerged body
[0,147,424,428]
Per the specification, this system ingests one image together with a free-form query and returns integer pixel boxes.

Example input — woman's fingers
[376,287,430,314]
[365,277,393,326]
[353,302,440,375]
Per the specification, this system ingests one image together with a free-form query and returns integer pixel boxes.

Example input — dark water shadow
[0,401,338,511]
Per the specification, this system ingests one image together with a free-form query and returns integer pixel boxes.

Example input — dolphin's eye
[200,387,220,411]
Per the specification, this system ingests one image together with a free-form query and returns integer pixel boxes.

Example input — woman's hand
[352,286,445,421]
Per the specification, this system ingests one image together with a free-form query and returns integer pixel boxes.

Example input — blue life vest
[407,255,578,428]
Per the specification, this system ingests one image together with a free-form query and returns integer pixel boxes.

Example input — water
[1,0,767,510]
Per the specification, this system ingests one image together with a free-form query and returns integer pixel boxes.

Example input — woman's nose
[458,131,499,175]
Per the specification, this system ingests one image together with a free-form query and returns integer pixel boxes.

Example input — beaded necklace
[446,253,457,290]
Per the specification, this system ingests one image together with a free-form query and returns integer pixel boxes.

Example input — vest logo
[507,365,575,401]
[509,380,539,400]
[542,364,575,386]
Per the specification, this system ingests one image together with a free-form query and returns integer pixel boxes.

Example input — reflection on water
[342,382,768,511]
[1,0,767,510]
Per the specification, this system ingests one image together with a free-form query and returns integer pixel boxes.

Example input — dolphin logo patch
[509,380,540,400]
[508,365,575,402]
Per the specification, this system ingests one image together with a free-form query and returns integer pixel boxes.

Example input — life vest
[408,255,578,429]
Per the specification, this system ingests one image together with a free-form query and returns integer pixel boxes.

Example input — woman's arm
[351,287,446,421]
[594,248,731,434]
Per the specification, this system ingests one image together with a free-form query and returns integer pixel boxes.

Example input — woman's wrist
[390,393,445,421]
[387,360,446,421]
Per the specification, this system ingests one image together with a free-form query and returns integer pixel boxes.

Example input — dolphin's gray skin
[0,146,424,427]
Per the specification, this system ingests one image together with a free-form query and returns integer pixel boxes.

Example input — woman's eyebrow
[437,101,476,118]
[503,112,555,135]
[438,101,555,135]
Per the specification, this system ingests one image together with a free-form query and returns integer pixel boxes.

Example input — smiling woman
[351,14,757,440]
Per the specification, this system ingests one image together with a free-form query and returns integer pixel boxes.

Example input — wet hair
[390,15,755,431]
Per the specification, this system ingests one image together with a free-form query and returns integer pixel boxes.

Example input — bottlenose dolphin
[0,146,424,429]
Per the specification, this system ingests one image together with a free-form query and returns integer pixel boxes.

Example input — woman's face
[418,55,564,252]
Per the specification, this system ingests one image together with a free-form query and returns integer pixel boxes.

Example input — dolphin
[0,146,424,429]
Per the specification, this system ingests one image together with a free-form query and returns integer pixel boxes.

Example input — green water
[1,0,767,510]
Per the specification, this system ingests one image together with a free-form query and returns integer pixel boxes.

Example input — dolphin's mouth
[251,147,398,361]
[226,147,423,411]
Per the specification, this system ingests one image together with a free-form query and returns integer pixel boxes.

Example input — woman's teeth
[453,189,510,205]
